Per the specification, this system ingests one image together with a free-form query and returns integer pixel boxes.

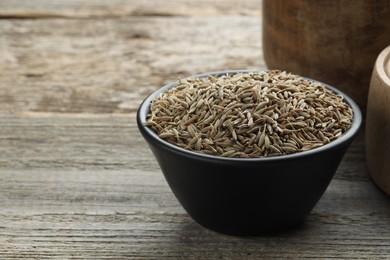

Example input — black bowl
[137,70,362,235]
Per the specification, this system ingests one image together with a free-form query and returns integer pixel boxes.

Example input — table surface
[1,0,389,259]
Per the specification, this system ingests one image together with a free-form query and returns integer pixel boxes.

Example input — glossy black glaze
[137,70,362,235]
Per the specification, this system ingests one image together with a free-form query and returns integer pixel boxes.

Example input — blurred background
[0,0,263,114]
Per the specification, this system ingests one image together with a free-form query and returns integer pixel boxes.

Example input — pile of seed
[145,70,353,158]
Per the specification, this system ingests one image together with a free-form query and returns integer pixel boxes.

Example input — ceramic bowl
[137,70,362,235]
[366,45,390,195]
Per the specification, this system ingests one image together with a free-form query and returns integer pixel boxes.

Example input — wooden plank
[0,113,154,170]
[0,113,389,258]
[0,0,261,18]
[0,15,264,114]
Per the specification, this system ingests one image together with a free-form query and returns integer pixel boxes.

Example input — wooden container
[262,0,390,112]
[366,45,390,195]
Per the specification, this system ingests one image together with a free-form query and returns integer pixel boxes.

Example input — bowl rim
[375,45,390,86]
[137,70,362,162]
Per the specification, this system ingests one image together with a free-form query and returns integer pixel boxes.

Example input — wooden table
[0,1,389,258]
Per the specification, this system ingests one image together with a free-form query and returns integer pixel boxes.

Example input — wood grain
[0,113,389,259]
[0,0,261,18]
[0,16,263,114]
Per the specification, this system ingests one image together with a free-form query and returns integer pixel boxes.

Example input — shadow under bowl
[137,70,362,236]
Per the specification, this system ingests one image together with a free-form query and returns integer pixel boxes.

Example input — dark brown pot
[262,0,390,112]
